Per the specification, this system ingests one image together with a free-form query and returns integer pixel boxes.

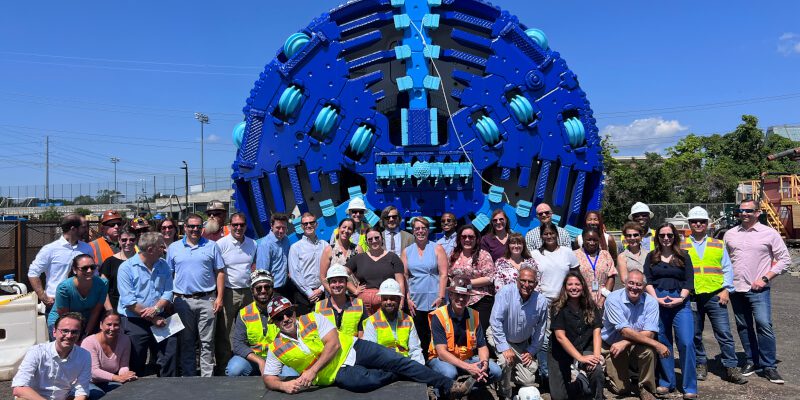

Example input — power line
[595,92,800,119]
[0,51,261,70]
[0,59,256,77]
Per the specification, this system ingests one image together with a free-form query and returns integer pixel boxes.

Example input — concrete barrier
[0,293,47,381]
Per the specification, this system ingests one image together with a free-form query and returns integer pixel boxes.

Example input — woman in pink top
[449,224,496,333]
[81,310,137,399]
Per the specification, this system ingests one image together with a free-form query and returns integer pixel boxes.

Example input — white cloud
[601,117,688,154]
[206,134,221,143]
[778,32,800,56]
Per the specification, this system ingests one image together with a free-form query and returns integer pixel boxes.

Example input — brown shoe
[448,376,476,399]
[639,387,657,400]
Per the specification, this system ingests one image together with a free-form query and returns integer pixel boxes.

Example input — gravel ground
[4,273,799,400]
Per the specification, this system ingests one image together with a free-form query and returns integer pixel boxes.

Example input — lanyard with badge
[584,249,600,292]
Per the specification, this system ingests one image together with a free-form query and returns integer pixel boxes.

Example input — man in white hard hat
[331,197,371,252]
[363,278,424,364]
[683,206,746,384]
[315,264,368,337]
[628,202,656,251]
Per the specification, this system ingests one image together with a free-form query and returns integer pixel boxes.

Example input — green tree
[73,195,95,205]
[40,206,62,221]
[74,207,92,216]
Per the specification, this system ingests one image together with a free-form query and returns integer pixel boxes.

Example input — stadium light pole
[181,161,189,219]
[110,157,119,204]
[194,112,209,192]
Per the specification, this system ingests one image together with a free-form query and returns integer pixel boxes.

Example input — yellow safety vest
[681,237,725,295]
[314,297,364,337]
[367,309,413,357]
[271,313,354,386]
[427,306,480,361]
[239,302,280,358]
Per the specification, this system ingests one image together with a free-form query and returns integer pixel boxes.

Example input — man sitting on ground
[227,270,281,376]
[363,278,424,364]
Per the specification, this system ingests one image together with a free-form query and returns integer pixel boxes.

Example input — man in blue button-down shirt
[256,213,293,299]
[117,232,177,377]
[167,213,225,377]
[601,270,669,399]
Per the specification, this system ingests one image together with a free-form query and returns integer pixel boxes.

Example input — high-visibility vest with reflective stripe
[427,305,479,361]
[271,313,353,386]
[89,237,115,264]
[681,237,725,294]
[239,302,279,358]
[314,297,364,337]
[367,309,413,357]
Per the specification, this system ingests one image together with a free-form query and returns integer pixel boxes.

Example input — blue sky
[1,0,799,197]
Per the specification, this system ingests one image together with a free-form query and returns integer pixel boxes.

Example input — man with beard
[315,264,368,337]
[601,270,669,400]
[13,312,92,400]
[363,278,424,364]
[262,296,475,397]
[89,210,123,265]
[202,200,230,241]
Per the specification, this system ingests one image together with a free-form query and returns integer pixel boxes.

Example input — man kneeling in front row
[262,296,475,398]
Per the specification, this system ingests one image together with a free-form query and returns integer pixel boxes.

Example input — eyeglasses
[207,212,224,217]
[57,328,81,336]
[78,264,97,272]
[632,213,650,218]
[270,310,293,323]
[103,221,122,228]
[366,236,382,243]
[120,238,136,243]
[537,211,552,217]
[491,218,506,223]
[460,234,476,240]
[518,278,537,286]
[386,214,400,220]
[350,210,364,215]
[688,220,707,225]
[441,218,455,223]
[185,224,202,230]
[231,223,247,227]
[253,284,273,292]
[738,208,757,214]
[624,233,641,238]
[413,226,428,232]
[626,281,644,288]
[658,233,674,238]
[160,225,175,230]
[301,220,317,227]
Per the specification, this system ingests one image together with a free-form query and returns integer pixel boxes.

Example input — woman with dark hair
[448,224,496,332]
[493,232,538,292]
[157,217,179,247]
[100,227,137,310]
[320,218,361,295]
[576,210,618,262]
[48,254,109,338]
[617,221,646,284]
[346,227,405,314]
[574,227,617,308]
[481,208,511,261]
[644,223,697,399]
[548,272,604,400]
[81,310,137,399]
[531,222,580,302]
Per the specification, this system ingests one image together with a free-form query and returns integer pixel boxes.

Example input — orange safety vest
[89,237,115,264]
[427,305,479,361]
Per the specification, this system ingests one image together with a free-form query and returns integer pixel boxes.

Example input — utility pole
[194,112,209,192]
[45,136,49,205]
[110,157,119,204]
[181,161,189,219]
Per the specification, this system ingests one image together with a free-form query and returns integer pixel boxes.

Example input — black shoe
[763,368,785,384]
[740,362,760,377]
[724,367,748,384]
[696,364,707,381]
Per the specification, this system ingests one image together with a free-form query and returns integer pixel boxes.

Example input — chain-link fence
[0,222,18,281]
[0,221,65,289]
[646,203,738,232]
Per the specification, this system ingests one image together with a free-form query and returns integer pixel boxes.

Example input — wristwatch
[600,288,611,297]
[761,276,769,284]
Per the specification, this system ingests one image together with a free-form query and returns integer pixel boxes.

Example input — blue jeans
[656,289,696,395]
[693,291,737,368]
[88,381,122,400]
[730,288,776,369]
[225,355,299,378]
[333,339,453,393]
[428,355,503,387]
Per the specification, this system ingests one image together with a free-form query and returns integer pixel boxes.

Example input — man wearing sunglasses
[288,212,328,315]
[723,200,791,384]
[381,206,413,256]
[89,209,124,265]
[627,202,657,252]
[262,296,475,397]
[202,200,230,242]
[13,312,92,400]
[29,214,93,312]
[436,213,458,257]
[524,203,572,254]
[683,207,746,385]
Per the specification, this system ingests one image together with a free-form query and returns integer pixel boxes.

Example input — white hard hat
[514,386,541,400]
[687,206,710,221]
[628,202,654,220]
[347,197,366,211]
[326,264,349,280]
[376,278,403,297]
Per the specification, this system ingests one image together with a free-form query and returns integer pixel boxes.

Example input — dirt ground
[4,273,799,400]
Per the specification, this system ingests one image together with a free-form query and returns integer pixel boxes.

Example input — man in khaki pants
[601,270,669,400]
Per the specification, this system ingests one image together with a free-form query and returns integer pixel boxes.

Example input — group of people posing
[12,197,791,400]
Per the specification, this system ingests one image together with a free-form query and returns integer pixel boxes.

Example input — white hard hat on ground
[629,202,654,220]
[377,278,403,297]
[687,206,710,221]
[514,386,541,400]
[347,197,366,212]
[326,264,349,280]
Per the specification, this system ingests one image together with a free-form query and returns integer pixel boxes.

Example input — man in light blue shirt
[602,270,668,399]
[489,267,548,400]
[256,213,292,298]
[287,212,327,315]
[435,212,458,257]
[117,232,176,377]
[166,213,225,377]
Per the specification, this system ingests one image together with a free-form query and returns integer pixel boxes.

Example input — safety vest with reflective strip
[314,297,364,337]
[271,313,353,386]
[367,309,413,357]
[239,302,279,358]
[427,305,479,361]
[682,237,725,295]
[89,237,115,264]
